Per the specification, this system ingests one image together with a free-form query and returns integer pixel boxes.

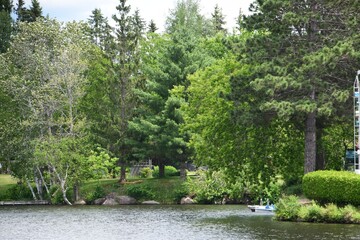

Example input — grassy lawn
[0,174,17,187]
[0,174,18,199]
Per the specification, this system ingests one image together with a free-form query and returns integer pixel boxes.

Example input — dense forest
[0,0,359,204]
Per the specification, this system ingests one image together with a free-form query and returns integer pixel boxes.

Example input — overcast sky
[37,0,254,32]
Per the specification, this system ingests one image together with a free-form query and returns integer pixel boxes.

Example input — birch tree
[1,19,109,204]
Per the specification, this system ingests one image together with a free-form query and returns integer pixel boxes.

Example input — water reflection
[0,205,360,240]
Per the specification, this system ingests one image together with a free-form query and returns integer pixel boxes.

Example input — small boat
[247,204,275,212]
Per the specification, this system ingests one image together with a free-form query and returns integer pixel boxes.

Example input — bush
[6,183,33,200]
[187,170,228,204]
[173,183,189,203]
[323,203,343,223]
[298,202,324,222]
[49,185,73,205]
[274,195,301,221]
[139,167,153,178]
[84,184,106,203]
[126,184,155,200]
[152,166,179,178]
[303,170,360,205]
[342,205,359,223]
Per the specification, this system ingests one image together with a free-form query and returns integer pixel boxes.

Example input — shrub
[342,205,359,223]
[84,184,106,203]
[139,167,153,178]
[49,185,73,205]
[152,166,179,178]
[299,202,324,222]
[6,183,33,200]
[126,184,155,200]
[323,203,343,223]
[187,170,228,204]
[274,195,301,221]
[173,183,189,203]
[303,170,360,205]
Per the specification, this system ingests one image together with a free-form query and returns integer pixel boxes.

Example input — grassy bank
[81,177,187,204]
[0,174,187,204]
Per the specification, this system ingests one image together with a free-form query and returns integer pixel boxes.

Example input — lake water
[1,205,360,240]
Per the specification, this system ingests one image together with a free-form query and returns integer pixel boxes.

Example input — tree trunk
[180,160,187,181]
[26,178,38,200]
[304,110,316,174]
[73,181,80,202]
[34,175,43,200]
[158,160,165,178]
[37,166,50,195]
[316,124,325,170]
[119,161,126,183]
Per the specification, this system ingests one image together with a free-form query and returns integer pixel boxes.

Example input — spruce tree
[129,0,211,178]
[147,19,158,33]
[0,0,13,53]
[110,0,145,182]
[211,4,226,34]
[87,8,113,52]
[29,0,42,21]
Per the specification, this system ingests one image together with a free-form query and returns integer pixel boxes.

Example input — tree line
[0,0,359,204]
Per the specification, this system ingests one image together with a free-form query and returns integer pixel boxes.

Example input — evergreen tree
[147,19,158,33]
[129,0,212,178]
[211,4,226,34]
[236,0,360,173]
[0,0,12,12]
[15,0,42,22]
[0,0,13,53]
[15,0,26,21]
[87,8,113,52]
[29,0,42,21]
[109,0,145,182]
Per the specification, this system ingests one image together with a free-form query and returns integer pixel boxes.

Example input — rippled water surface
[1,205,360,240]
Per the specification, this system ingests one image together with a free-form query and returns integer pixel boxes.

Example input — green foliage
[3,183,33,200]
[84,184,106,203]
[139,167,153,178]
[187,170,232,204]
[323,203,343,223]
[283,184,303,196]
[0,10,12,53]
[173,182,189,203]
[49,185,74,205]
[303,170,360,205]
[126,184,155,200]
[274,195,301,221]
[275,196,360,224]
[152,166,179,178]
[298,202,324,222]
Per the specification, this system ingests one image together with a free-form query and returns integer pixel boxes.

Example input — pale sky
[36,0,254,32]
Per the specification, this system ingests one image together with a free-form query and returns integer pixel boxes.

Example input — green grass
[0,174,19,200]
[0,174,18,190]
[0,174,189,204]
[80,176,188,204]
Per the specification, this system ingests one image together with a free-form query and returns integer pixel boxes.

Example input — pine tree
[0,0,12,12]
[211,4,226,34]
[87,8,113,52]
[0,0,13,53]
[15,0,42,22]
[237,0,360,173]
[29,0,42,21]
[147,19,158,33]
[15,0,26,21]
[129,0,212,178]
[111,0,145,182]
